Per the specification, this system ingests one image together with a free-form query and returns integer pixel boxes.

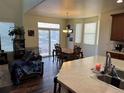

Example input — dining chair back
[55,46,62,57]
[73,47,82,59]
[54,43,60,48]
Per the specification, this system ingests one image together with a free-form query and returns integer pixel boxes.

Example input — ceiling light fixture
[117,0,123,3]
[63,12,73,37]
[63,24,73,37]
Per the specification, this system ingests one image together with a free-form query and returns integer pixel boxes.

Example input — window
[75,23,82,43]
[38,22,60,29]
[0,22,14,52]
[83,22,97,45]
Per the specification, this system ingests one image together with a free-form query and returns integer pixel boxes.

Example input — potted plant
[8,26,25,39]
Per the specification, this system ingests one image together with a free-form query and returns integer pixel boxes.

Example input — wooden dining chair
[54,46,62,65]
[67,46,83,60]
[73,47,82,59]
[55,46,70,68]
[53,43,61,62]
[80,51,84,58]
[55,43,60,47]
[74,46,84,58]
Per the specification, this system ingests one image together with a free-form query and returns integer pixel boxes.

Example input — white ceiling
[27,0,124,18]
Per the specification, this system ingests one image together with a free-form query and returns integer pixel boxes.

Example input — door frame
[38,28,60,57]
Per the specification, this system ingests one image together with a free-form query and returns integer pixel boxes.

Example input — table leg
[54,77,57,93]
[80,52,83,58]
[53,50,55,62]
[58,83,61,93]
[54,76,74,93]
[68,90,73,93]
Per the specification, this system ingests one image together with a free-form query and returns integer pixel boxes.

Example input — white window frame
[75,23,83,44]
[0,22,14,52]
[38,22,60,29]
[83,22,97,45]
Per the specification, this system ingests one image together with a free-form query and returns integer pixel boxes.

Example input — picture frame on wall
[28,30,34,36]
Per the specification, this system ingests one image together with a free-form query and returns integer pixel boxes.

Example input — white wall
[23,0,45,14]
[0,0,22,26]
[98,8,124,56]
[0,0,23,60]
[23,14,67,49]
[67,33,75,49]
[67,8,124,57]
[67,17,99,57]
[1,0,122,56]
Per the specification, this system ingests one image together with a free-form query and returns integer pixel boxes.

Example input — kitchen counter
[108,50,124,55]
[57,56,124,93]
[107,51,124,60]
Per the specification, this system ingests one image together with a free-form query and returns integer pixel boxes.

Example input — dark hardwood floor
[0,57,60,93]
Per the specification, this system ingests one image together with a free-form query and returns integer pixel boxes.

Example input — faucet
[104,52,112,74]
[111,65,120,79]
[103,53,120,78]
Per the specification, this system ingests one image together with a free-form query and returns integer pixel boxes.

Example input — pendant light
[63,12,73,37]
[117,0,123,3]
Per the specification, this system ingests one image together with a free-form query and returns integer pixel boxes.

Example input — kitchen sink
[97,74,111,84]
[116,69,124,79]
[96,72,124,90]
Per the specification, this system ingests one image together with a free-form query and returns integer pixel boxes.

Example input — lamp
[63,12,73,37]
[63,24,73,37]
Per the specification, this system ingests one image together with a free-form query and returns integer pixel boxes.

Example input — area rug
[0,64,12,88]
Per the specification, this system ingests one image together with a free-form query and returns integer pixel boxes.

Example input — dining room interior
[0,0,124,93]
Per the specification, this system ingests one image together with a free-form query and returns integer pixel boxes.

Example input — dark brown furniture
[55,46,63,62]
[53,44,61,62]
[13,37,25,59]
[111,13,124,41]
[107,51,124,60]
[52,48,72,62]
[0,52,8,64]
[53,47,83,61]
[62,47,83,61]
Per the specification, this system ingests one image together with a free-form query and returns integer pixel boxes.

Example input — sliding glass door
[39,29,49,56]
[50,30,59,55]
[38,29,59,56]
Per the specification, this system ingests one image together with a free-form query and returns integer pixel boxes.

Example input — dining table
[62,48,73,54]
[52,48,73,62]
[62,48,83,60]
[52,47,83,62]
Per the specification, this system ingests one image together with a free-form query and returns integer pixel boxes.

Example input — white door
[38,22,60,57]
[38,29,59,56]
[39,29,49,56]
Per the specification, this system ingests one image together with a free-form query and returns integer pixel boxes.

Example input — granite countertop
[57,56,124,93]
